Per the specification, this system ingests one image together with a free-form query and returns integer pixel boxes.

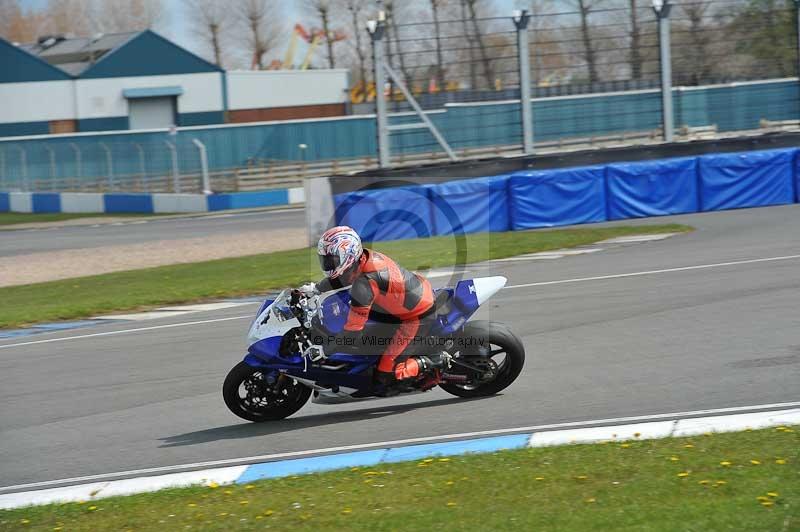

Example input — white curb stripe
[1,402,797,510]
[0,467,247,510]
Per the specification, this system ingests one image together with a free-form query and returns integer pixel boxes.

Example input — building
[0,31,350,138]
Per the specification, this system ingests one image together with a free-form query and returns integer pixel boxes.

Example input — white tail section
[472,276,507,305]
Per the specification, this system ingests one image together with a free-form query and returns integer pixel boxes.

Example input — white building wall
[74,72,224,119]
[0,80,76,123]
[226,70,349,110]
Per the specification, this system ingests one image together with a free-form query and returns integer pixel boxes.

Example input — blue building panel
[80,31,222,79]
[0,121,51,137]
[0,38,72,83]
[178,111,226,127]
[77,117,129,132]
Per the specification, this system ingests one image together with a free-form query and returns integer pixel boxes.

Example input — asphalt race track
[0,207,306,257]
[1,205,798,490]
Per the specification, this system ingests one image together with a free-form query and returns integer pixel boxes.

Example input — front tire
[439,320,525,398]
[223,361,311,422]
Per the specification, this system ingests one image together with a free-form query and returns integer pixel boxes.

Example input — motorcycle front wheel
[223,361,311,422]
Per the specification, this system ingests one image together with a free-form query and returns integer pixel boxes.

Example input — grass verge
[1,426,796,531]
[0,224,690,328]
[0,212,155,227]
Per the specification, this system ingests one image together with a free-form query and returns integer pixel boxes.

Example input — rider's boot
[394,352,449,380]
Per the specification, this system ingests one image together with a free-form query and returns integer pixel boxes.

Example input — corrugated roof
[20,32,139,76]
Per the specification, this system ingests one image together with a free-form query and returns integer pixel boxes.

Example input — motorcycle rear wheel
[439,320,525,398]
[223,361,311,422]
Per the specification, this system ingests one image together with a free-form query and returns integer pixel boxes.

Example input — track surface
[0,208,305,257]
[1,205,799,489]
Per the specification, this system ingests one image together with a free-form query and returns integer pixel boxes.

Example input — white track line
[2,401,798,493]
[505,253,800,290]
[3,253,799,350]
[0,315,252,350]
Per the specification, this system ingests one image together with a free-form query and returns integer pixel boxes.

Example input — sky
[20,0,525,56]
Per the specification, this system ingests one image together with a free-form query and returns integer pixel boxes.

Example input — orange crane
[272,24,346,70]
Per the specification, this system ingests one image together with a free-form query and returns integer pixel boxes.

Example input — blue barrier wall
[334,147,799,241]
[606,157,699,220]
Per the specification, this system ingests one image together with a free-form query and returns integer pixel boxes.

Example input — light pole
[653,0,674,143]
[513,9,534,155]
[367,11,390,168]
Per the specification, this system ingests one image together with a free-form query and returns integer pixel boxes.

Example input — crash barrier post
[330,147,800,241]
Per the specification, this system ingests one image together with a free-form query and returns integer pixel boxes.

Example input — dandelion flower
[438,458,451,462]
[761,501,774,508]
[750,460,761,465]
[684,444,694,449]
[576,475,588,480]
[677,472,690,478]
[669,456,680,461]
[446,502,457,507]
[446,481,455,485]
[207,482,219,489]
[88,506,97,511]
[767,492,779,498]
[775,459,787,465]
[264,510,274,516]
[585,498,596,503]
[341,508,352,515]
[719,461,732,466]
[698,480,710,485]
[620,443,631,449]
[188,503,197,508]
[422,458,434,463]
[245,485,255,490]
[240,501,249,505]
[714,480,727,486]
[20,520,30,525]
[363,472,380,476]
[756,496,770,502]
[535,477,545,481]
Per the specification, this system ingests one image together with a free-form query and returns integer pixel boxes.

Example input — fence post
[165,141,180,193]
[653,0,674,143]
[0,147,5,191]
[69,143,82,190]
[15,146,28,191]
[44,145,56,190]
[513,9,534,155]
[99,142,114,191]
[134,143,147,192]
[192,138,212,195]
[367,13,390,168]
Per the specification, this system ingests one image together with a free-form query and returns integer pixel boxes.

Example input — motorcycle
[223,276,525,422]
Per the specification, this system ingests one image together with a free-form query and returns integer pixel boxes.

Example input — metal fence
[0,0,799,191]
[368,0,800,165]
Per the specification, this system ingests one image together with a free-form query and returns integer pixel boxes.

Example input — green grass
[0,212,155,227]
[0,224,691,328]
[1,427,796,531]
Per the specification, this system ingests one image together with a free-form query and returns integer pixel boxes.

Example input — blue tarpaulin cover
[426,175,511,235]
[509,166,607,229]
[606,157,699,220]
[698,148,795,211]
[334,185,434,242]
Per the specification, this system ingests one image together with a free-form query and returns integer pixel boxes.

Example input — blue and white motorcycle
[223,276,525,422]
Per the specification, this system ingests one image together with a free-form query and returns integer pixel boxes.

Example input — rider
[305,226,445,386]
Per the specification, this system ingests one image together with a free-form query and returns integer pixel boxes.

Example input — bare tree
[44,0,92,36]
[235,0,281,70]
[430,0,446,90]
[307,0,338,68]
[341,0,369,83]
[568,0,601,83]
[463,0,495,90]
[183,0,228,66]
[628,0,642,80]
[0,0,49,42]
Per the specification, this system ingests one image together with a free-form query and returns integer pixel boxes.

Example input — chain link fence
[1,0,798,191]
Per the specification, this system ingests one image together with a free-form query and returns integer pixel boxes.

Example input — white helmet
[317,226,363,279]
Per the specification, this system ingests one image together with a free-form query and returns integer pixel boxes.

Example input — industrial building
[0,31,350,137]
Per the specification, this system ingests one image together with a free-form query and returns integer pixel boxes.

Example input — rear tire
[223,361,311,422]
[439,320,525,398]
